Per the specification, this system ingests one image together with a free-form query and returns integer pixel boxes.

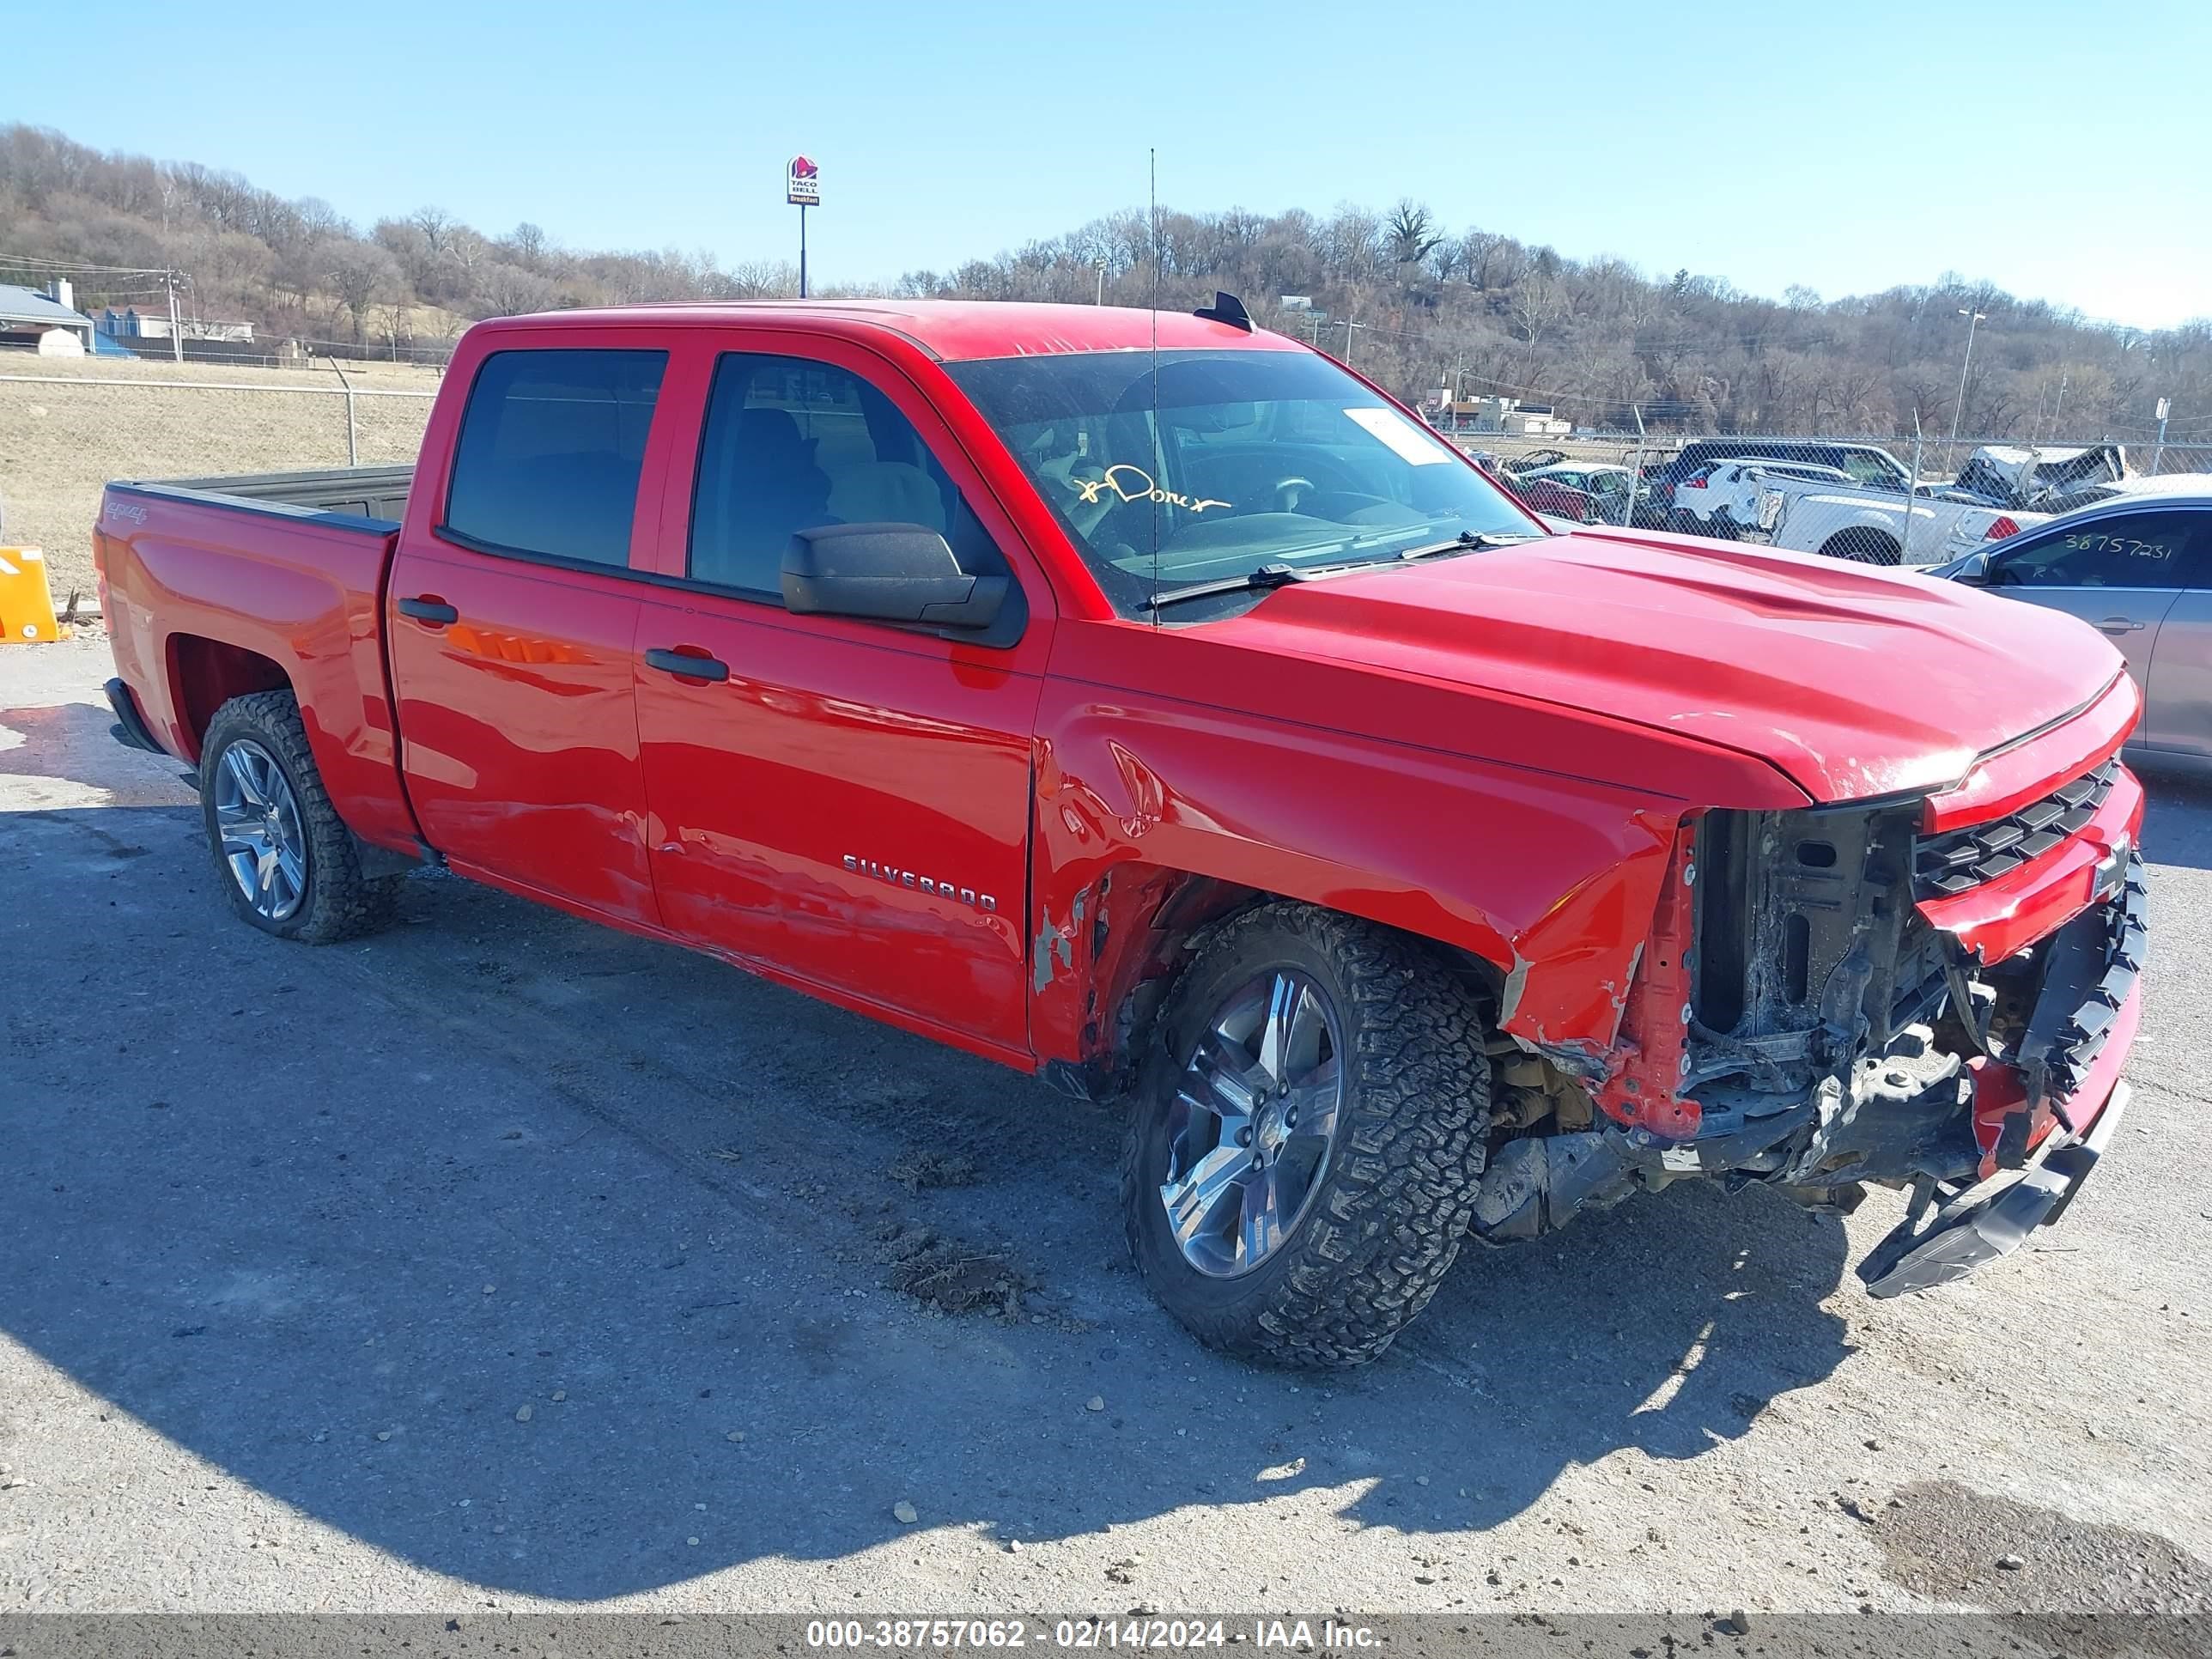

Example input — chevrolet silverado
[94,297,2146,1367]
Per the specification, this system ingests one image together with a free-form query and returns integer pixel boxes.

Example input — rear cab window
[444,348,667,566]
[1841,449,1905,487]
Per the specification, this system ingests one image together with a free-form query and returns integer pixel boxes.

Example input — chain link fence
[1443,421,2212,565]
[0,356,439,600]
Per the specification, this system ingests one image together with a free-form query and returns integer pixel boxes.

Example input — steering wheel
[1273,477,1317,514]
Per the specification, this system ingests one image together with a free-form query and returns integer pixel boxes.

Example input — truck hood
[1225,526,2127,804]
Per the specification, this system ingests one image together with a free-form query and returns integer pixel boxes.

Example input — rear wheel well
[1817,526,1902,566]
[167,636,291,762]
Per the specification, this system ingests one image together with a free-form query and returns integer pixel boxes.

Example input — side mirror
[1951,550,1995,586]
[782,523,1007,629]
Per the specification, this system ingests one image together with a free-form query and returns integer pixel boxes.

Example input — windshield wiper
[1141,532,1542,612]
[1391,529,1542,560]
[1141,562,1310,612]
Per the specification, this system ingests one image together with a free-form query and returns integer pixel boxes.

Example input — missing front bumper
[1857,1079,2131,1297]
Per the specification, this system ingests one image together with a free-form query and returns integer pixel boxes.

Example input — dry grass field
[0,354,440,601]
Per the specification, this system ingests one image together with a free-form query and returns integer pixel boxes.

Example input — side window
[445,349,666,566]
[689,352,1008,598]
[1996,511,2202,590]
[1841,451,1901,486]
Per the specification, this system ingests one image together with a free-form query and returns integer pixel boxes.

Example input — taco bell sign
[787,155,820,207]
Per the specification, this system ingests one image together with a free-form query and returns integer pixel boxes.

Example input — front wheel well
[1065,868,1506,1098]
[167,635,292,762]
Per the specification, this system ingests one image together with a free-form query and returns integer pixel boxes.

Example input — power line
[0,252,181,276]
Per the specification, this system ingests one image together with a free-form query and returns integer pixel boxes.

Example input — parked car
[1510,462,1640,526]
[1944,471,2212,544]
[95,297,2145,1366]
[1953,444,2129,514]
[1499,473,1603,522]
[1644,439,1916,528]
[1931,489,2212,765]
[1754,469,2027,565]
[1669,459,1857,539]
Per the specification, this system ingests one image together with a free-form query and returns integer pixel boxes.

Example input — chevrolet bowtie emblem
[2092,835,2131,904]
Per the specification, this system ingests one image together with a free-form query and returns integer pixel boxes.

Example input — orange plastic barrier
[0,547,65,643]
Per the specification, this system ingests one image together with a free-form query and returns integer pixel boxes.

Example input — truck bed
[112,465,413,528]
[95,465,422,854]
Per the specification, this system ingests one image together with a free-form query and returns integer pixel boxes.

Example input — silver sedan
[1934,489,2212,764]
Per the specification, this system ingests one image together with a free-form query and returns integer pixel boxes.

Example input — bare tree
[1385,200,1444,268]
[321,240,400,343]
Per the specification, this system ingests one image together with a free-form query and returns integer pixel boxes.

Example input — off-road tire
[1121,902,1493,1368]
[199,690,402,944]
[1817,526,1902,566]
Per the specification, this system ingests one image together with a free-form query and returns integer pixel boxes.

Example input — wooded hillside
[4,122,2202,441]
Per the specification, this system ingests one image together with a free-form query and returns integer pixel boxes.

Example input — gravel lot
[3,631,2210,1627]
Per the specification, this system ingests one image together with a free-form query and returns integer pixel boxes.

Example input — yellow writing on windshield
[1071,465,1231,515]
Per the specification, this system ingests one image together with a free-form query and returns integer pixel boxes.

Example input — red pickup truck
[94,297,2146,1368]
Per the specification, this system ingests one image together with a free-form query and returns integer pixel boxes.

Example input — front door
[630,342,1053,1054]
[1984,507,2204,744]
[386,343,671,924]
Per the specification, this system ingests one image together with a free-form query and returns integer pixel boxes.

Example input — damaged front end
[1472,751,2147,1296]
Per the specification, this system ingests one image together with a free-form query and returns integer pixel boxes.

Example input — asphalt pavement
[3,632,2209,1623]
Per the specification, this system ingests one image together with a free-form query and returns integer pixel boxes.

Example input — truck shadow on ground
[0,790,1854,1603]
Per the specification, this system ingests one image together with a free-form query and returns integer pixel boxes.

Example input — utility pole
[1095,261,1106,306]
[1946,307,1986,449]
[164,270,183,363]
[2153,397,2172,476]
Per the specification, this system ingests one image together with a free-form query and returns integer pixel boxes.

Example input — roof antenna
[1148,146,1162,626]
[1193,290,1252,331]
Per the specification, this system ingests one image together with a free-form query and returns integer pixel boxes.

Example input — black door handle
[398,596,459,625]
[644,647,730,683]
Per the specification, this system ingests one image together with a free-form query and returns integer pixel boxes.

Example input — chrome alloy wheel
[1160,968,1345,1278]
[213,738,308,922]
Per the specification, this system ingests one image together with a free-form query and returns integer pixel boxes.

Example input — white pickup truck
[1729,444,2134,567]
[1751,475,2020,566]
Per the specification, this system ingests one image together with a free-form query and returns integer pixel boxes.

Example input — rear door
[629,336,1054,1055]
[386,338,679,924]
[1983,507,2204,744]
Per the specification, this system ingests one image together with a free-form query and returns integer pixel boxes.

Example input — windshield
[946,349,1540,614]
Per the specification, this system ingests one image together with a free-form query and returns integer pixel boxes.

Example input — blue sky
[12,0,2208,326]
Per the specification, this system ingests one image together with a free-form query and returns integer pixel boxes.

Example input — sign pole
[786,154,820,301]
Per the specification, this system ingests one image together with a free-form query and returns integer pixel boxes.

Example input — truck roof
[474,299,1304,363]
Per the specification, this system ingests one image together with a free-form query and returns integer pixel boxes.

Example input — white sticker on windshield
[1343,406,1453,465]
